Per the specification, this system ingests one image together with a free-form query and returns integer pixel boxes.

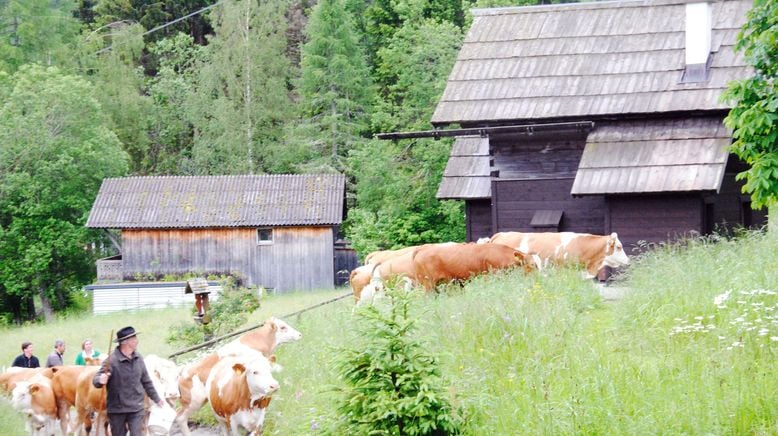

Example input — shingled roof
[431,0,751,126]
[86,174,345,229]
[571,116,731,194]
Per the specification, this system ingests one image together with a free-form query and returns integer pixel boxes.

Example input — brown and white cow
[175,317,302,436]
[74,366,108,436]
[11,374,59,436]
[206,353,279,435]
[144,354,182,404]
[412,242,532,291]
[363,246,416,266]
[490,231,630,278]
[349,264,374,304]
[0,367,55,393]
[357,243,461,305]
[51,365,92,434]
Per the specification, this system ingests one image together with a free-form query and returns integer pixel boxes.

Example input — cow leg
[56,398,71,435]
[174,396,207,436]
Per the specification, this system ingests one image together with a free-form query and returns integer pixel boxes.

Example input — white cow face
[10,381,33,412]
[152,359,181,400]
[270,318,302,344]
[603,232,630,267]
[239,355,279,401]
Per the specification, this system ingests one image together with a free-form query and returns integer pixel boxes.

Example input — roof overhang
[571,116,731,195]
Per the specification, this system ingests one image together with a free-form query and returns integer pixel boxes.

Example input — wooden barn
[86,174,348,291]
[428,0,767,250]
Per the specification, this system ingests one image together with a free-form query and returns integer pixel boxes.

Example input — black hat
[115,326,139,343]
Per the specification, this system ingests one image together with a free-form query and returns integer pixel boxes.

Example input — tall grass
[1,231,776,435]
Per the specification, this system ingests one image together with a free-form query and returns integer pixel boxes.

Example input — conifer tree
[297,0,374,172]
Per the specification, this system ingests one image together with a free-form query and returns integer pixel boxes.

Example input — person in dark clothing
[93,326,164,436]
[12,342,40,368]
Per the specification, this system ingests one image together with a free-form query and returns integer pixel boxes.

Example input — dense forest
[0,0,580,322]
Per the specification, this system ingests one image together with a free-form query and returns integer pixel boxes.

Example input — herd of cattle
[350,231,631,305]
[1,231,630,435]
[0,317,302,435]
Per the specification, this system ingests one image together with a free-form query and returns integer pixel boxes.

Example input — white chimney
[685,2,712,66]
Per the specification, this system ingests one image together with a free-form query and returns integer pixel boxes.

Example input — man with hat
[93,326,165,436]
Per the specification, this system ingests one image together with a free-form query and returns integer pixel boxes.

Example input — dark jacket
[12,354,40,368]
[92,348,161,413]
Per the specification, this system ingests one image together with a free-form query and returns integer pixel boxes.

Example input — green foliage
[93,0,214,45]
[332,288,464,435]
[296,0,374,172]
[166,281,262,347]
[372,19,462,131]
[0,0,81,73]
[721,0,778,210]
[185,0,296,175]
[0,64,128,321]
[346,136,465,255]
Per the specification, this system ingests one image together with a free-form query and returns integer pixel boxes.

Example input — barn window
[257,228,273,245]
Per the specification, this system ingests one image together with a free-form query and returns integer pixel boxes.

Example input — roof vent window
[682,2,712,83]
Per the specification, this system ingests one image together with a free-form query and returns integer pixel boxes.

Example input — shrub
[166,280,262,347]
[331,288,464,435]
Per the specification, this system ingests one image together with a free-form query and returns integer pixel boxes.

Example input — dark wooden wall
[466,200,492,241]
[121,226,335,291]
[492,178,607,234]
[491,132,586,179]
[607,194,703,252]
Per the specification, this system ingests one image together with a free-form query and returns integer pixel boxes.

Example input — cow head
[151,359,182,401]
[268,317,303,345]
[10,381,33,412]
[603,232,630,267]
[513,250,535,273]
[237,354,279,402]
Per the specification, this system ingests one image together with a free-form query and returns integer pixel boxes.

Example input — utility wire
[94,0,224,55]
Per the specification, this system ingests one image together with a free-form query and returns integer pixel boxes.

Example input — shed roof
[86,174,345,229]
[437,136,492,199]
[571,116,731,195]
[431,0,751,125]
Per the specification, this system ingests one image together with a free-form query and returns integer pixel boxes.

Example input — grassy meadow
[1,231,776,435]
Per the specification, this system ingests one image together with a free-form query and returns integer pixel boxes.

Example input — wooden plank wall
[466,200,493,241]
[492,178,606,234]
[607,194,703,252]
[121,227,335,291]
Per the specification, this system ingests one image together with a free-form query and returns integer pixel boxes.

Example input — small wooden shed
[432,0,767,250]
[86,174,347,291]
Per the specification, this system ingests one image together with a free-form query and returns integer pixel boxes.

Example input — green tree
[333,288,464,435]
[296,0,374,172]
[94,0,215,45]
[186,0,295,175]
[0,0,81,73]
[346,19,465,254]
[0,65,128,322]
[721,0,778,232]
[145,33,204,174]
[85,22,157,174]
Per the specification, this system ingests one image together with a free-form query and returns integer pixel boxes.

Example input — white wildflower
[771,337,778,342]
[758,329,769,336]
[713,291,731,306]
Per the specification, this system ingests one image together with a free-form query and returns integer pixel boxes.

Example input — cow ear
[30,384,40,394]
[610,232,618,239]
[232,363,246,374]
